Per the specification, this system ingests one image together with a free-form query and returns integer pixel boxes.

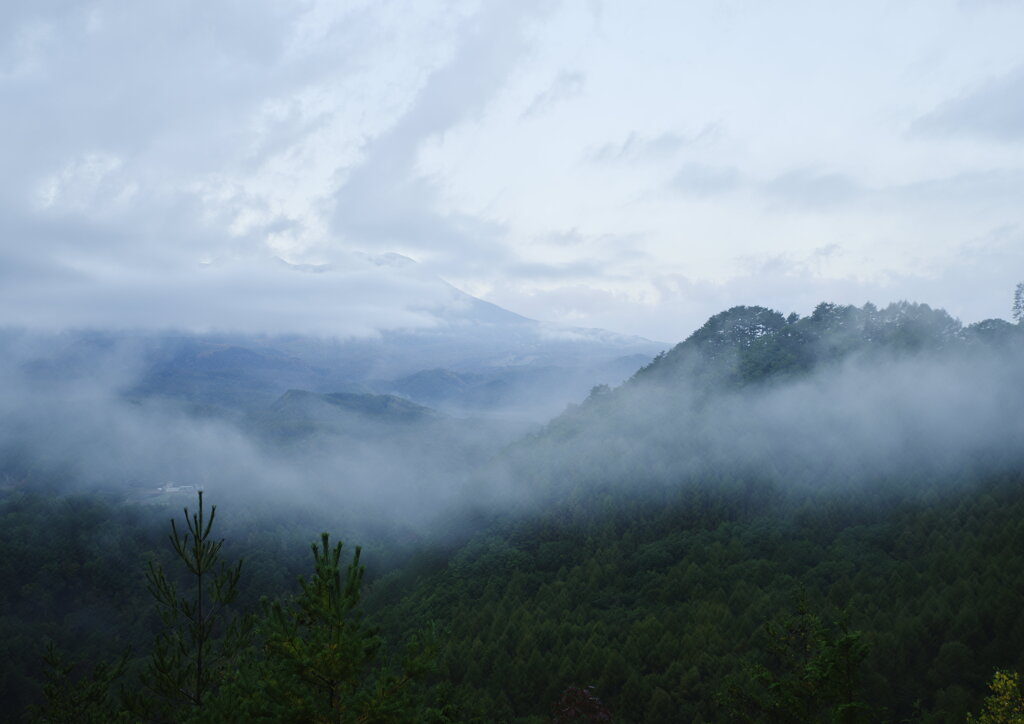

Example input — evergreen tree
[220,533,434,723]
[721,602,871,723]
[551,684,613,723]
[30,644,130,724]
[139,491,249,719]
[1014,283,1024,324]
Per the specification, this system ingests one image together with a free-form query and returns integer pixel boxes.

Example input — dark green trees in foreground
[214,532,436,722]
[23,292,1024,722]
[140,491,248,717]
[34,493,435,724]
[27,484,1024,723]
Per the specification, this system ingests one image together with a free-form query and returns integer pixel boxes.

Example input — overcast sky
[2,0,1023,342]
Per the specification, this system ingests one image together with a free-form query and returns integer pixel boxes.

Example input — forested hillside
[4,300,1024,722]
[505,302,1024,504]
[371,472,1024,722]
[363,301,1024,722]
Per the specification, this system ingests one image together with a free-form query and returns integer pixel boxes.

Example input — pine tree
[1013,283,1024,324]
[721,601,871,723]
[140,491,249,718]
[30,644,130,724]
[240,533,434,723]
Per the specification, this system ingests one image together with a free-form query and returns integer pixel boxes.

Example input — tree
[30,644,130,724]
[721,601,871,723]
[227,533,434,723]
[140,491,248,718]
[968,670,1024,723]
[551,684,613,723]
[1013,283,1024,324]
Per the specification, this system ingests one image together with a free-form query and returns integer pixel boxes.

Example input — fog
[0,253,493,337]
[0,325,643,537]
[0,330,523,536]
[504,324,1024,507]
[2,309,1022,543]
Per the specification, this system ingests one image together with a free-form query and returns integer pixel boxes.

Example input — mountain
[252,389,437,442]
[5,297,1024,723]
[364,301,1024,722]
[14,270,663,419]
[504,300,1024,502]
[632,301,969,388]
[374,353,652,417]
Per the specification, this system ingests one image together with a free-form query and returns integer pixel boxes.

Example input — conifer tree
[721,602,871,723]
[140,491,248,718]
[240,533,434,723]
[31,644,130,724]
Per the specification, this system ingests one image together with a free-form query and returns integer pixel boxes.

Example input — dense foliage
[367,472,1024,722]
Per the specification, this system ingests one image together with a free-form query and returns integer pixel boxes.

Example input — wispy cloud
[1,1,1023,341]
[764,169,863,209]
[670,162,740,196]
[587,124,720,163]
[911,64,1024,142]
[521,70,585,118]
[328,2,549,268]
[0,252,469,337]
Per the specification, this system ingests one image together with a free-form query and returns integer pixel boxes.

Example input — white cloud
[912,65,1024,141]
[35,152,129,211]
[670,163,740,197]
[521,70,585,118]
[0,252,465,336]
[586,126,720,163]
[2,0,1024,341]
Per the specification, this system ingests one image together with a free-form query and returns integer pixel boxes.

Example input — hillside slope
[364,300,1024,722]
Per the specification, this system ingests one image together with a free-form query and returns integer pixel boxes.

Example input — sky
[2,0,1023,343]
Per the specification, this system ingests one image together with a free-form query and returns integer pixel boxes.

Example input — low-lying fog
[2,316,1022,535]
[514,345,1024,498]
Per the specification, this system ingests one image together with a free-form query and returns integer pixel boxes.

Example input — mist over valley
[4,287,1024,722]
[4,1,1024,720]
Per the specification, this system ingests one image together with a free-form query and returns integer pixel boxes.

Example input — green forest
[5,299,1024,722]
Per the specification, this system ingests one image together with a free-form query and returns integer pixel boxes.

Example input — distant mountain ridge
[247,389,438,443]
[374,354,652,415]
[271,389,435,423]
[507,300,1024,500]
[14,278,663,420]
[632,300,1001,388]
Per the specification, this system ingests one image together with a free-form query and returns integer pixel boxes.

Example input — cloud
[521,70,585,117]
[587,125,720,163]
[912,64,1024,142]
[0,332,533,529]
[485,225,1024,345]
[764,168,863,209]
[328,2,549,267]
[506,259,607,280]
[670,162,739,196]
[0,2,552,335]
[754,164,1022,217]
[0,3,361,311]
[1,1,1022,345]
[0,253,464,337]
[895,168,1024,207]
[524,339,1024,501]
[541,228,589,247]
[540,228,648,251]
